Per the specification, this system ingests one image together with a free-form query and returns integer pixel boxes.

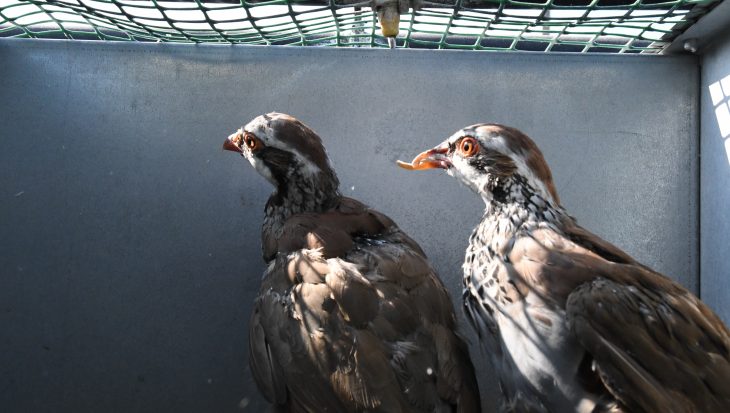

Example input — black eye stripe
[468,155,489,171]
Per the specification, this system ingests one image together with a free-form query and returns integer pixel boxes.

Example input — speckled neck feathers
[262,164,341,262]
[479,173,567,232]
[464,173,568,310]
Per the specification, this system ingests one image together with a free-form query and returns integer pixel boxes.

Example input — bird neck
[481,175,560,217]
[472,175,566,257]
[263,170,341,236]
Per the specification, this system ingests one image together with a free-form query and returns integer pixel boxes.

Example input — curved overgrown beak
[397,146,451,170]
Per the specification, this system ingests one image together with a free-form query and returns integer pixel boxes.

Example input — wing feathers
[506,223,730,412]
[567,279,681,412]
[561,253,730,412]
[325,260,379,328]
[248,306,287,404]
[251,199,480,412]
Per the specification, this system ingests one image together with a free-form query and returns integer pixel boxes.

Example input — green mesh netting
[0,0,721,52]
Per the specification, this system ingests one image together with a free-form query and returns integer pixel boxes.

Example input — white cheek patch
[449,156,490,195]
[248,155,277,185]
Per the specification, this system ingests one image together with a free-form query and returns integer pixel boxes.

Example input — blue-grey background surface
[0,39,700,412]
[700,26,730,326]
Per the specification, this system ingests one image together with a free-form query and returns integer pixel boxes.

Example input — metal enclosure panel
[0,39,698,413]
[700,27,730,324]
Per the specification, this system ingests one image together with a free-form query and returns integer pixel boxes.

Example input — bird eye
[458,137,479,157]
[243,133,260,151]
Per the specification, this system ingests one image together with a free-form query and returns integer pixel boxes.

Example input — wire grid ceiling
[0,0,721,53]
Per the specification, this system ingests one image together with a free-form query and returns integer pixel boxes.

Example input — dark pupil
[246,138,255,148]
[464,142,471,151]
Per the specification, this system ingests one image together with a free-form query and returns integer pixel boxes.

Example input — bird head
[223,113,339,194]
[398,124,560,205]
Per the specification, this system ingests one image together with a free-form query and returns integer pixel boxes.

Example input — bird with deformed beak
[224,113,481,412]
[399,123,730,412]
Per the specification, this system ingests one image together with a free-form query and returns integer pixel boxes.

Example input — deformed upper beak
[223,133,243,153]
[397,146,451,170]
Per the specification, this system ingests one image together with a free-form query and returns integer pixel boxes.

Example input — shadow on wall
[708,74,730,165]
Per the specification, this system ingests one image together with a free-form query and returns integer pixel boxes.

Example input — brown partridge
[224,113,481,412]
[399,123,730,413]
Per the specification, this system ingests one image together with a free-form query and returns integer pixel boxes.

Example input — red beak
[223,134,243,153]
[396,146,451,170]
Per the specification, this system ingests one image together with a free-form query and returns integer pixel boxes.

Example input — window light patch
[709,82,724,105]
[715,103,730,139]
[721,74,730,98]
[709,77,730,165]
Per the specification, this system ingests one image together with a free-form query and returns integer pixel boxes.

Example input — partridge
[399,123,730,412]
[224,113,481,412]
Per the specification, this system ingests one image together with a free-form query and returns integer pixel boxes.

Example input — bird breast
[464,210,597,412]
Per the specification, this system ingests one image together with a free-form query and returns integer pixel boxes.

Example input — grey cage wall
[0,23,728,412]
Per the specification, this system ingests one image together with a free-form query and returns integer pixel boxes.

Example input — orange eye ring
[243,133,260,151]
[458,137,479,157]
